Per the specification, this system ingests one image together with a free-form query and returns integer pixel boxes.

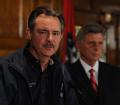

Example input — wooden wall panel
[0,0,19,37]
[0,0,33,56]
[0,0,61,56]
[0,37,25,49]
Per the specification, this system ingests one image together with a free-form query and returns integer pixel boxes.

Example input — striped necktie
[89,68,97,92]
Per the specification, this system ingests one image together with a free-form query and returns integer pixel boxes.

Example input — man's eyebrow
[38,28,60,32]
[38,28,48,31]
[53,30,60,32]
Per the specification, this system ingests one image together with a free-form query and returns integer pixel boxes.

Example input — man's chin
[42,52,54,57]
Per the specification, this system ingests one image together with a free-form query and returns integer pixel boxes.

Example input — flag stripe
[61,0,77,63]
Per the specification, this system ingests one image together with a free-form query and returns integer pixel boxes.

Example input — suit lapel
[70,60,97,98]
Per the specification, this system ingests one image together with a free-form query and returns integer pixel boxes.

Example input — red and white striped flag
[60,0,78,64]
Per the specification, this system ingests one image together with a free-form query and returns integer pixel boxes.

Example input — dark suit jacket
[66,60,120,105]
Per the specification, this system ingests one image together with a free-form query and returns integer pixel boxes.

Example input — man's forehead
[35,14,58,21]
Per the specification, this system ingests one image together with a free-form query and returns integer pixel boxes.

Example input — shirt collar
[79,57,99,73]
[24,48,54,66]
[49,58,54,65]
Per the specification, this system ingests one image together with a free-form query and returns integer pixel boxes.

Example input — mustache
[43,43,54,48]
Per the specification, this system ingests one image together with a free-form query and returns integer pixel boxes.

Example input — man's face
[78,33,104,66]
[27,14,63,58]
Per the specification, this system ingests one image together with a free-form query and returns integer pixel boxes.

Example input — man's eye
[39,31,48,35]
[99,42,103,45]
[53,32,60,36]
[89,42,95,45]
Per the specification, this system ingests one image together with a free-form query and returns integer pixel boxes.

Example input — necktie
[89,68,97,92]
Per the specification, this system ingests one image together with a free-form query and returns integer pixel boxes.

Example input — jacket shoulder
[99,61,120,70]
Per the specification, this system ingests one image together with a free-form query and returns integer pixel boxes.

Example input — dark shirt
[24,49,54,105]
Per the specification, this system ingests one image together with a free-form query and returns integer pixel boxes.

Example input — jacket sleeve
[62,64,78,105]
[0,64,17,105]
[0,65,10,105]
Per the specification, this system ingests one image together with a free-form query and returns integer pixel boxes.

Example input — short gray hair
[76,22,106,41]
[28,6,65,32]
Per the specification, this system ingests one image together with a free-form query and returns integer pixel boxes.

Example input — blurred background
[0,0,120,67]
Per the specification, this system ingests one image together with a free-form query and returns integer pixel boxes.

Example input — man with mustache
[66,23,120,105]
[0,6,78,105]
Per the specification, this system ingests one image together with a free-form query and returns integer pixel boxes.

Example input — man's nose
[47,33,53,41]
[94,43,102,50]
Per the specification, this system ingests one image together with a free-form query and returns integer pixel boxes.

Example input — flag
[60,0,78,64]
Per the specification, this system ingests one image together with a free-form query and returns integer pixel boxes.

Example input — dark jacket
[66,60,120,105]
[0,48,78,105]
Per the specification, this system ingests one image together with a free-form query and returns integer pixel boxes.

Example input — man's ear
[25,28,31,40]
[60,32,64,39]
[76,39,79,49]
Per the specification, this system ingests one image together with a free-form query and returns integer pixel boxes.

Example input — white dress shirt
[79,57,99,84]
